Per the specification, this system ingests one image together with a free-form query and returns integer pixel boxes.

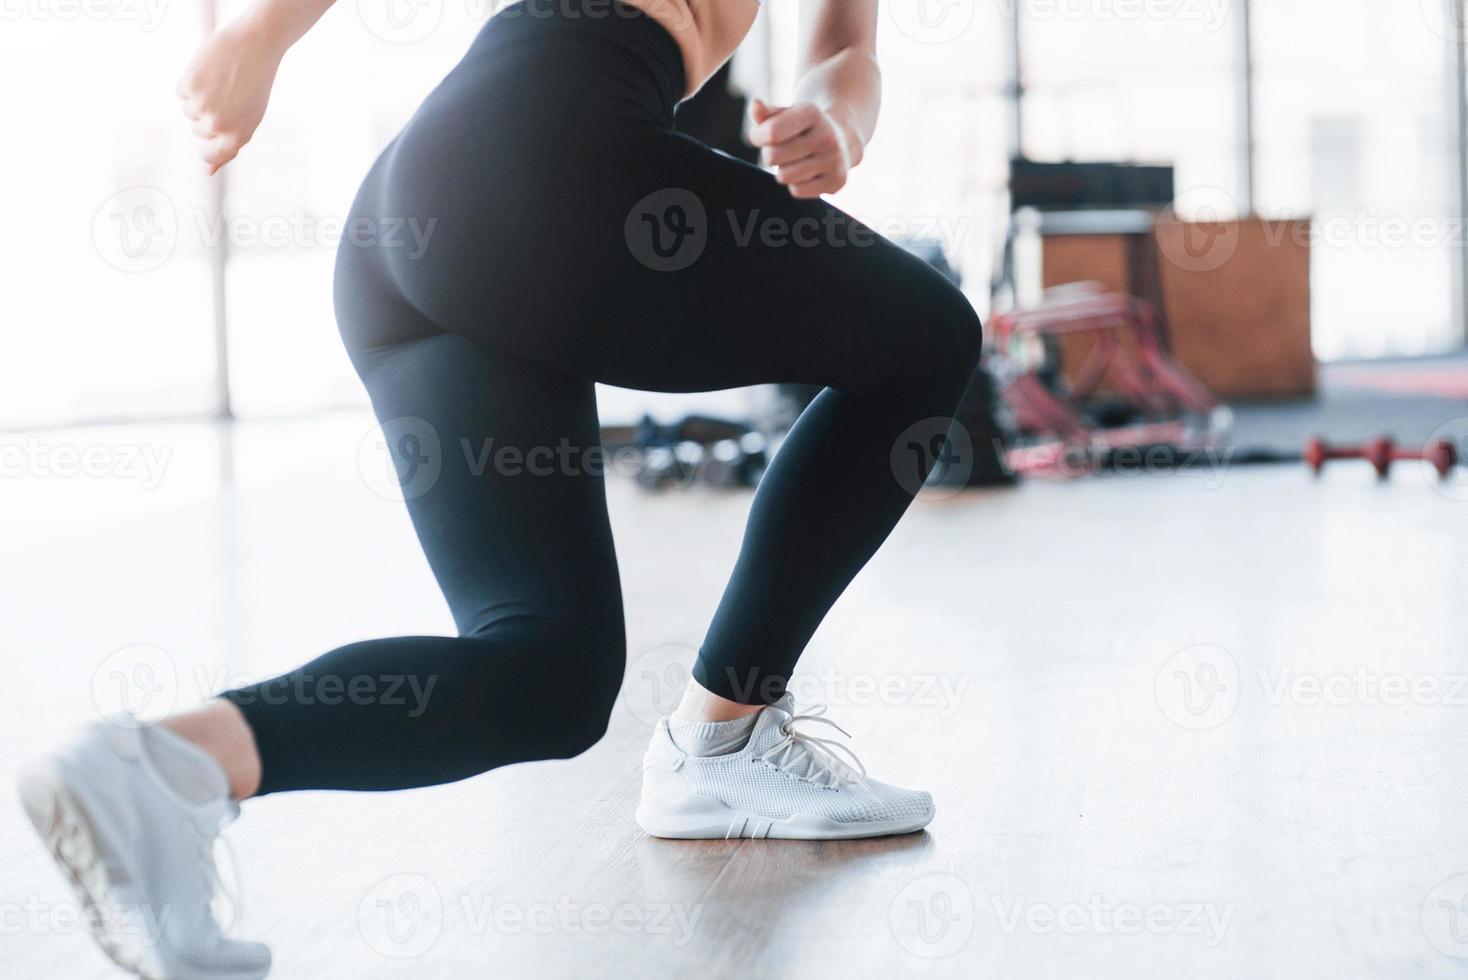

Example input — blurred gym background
[7,0,1468,434]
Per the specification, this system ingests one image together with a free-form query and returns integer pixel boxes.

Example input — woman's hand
[749,99,864,200]
[176,21,286,176]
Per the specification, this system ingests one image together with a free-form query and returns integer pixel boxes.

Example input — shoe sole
[635,792,934,840]
[16,760,269,980]
[16,759,165,979]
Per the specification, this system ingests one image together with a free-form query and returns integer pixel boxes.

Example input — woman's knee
[910,274,984,403]
[475,615,623,761]
[540,648,624,759]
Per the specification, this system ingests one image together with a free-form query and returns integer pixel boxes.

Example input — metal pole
[1454,0,1468,346]
[202,0,233,420]
[1004,0,1025,159]
[1237,0,1255,214]
[993,0,1026,309]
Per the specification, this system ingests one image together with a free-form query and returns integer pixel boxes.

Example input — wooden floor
[3,413,1467,978]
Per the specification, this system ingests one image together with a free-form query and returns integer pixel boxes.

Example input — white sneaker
[16,721,271,980]
[636,697,935,840]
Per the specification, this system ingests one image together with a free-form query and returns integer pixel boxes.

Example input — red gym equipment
[988,283,1464,485]
[987,282,1227,477]
[1303,436,1458,480]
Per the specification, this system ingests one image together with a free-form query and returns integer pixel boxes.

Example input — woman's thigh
[352,332,623,642]
[575,131,982,397]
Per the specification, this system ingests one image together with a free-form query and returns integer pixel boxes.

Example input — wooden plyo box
[1041,217,1316,400]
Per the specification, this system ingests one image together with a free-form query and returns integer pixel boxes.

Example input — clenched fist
[749,98,863,200]
[176,23,285,175]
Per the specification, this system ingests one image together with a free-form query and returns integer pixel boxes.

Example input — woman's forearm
[748,0,880,197]
[793,49,881,156]
[793,0,881,154]
[237,0,339,53]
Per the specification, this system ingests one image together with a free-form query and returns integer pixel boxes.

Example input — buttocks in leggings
[223,0,981,794]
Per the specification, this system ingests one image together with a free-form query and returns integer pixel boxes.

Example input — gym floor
[3,412,1466,978]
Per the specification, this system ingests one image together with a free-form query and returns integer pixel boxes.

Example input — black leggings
[224,0,981,794]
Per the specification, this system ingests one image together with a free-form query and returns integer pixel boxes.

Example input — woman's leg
[392,129,982,710]
[167,0,980,798]
[219,329,626,794]
[634,140,983,708]
[334,5,982,716]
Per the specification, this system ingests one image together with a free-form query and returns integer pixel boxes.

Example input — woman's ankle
[162,699,263,801]
[672,676,764,723]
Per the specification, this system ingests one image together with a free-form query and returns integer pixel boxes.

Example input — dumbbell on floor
[1303,436,1458,479]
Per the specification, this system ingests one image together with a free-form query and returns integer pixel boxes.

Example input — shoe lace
[756,704,868,788]
[199,821,244,934]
